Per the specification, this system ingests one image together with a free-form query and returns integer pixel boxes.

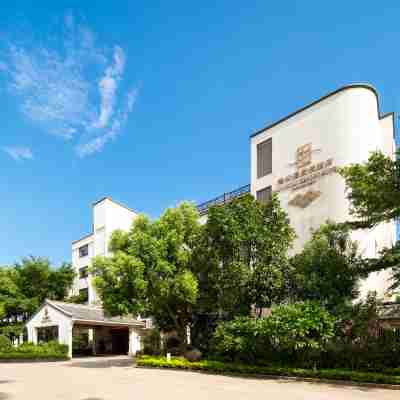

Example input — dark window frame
[37,326,59,343]
[257,138,272,178]
[256,186,272,205]
[79,244,89,258]
[79,288,89,303]
[79,266,89,279]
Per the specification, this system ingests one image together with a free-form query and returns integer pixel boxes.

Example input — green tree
[340,149,400,291]
[0,257,75,323]
[193,193,295,319]
[92,202,200,346]
[291,223,363,313]
[340,150,400,229]
[0,267,19,320]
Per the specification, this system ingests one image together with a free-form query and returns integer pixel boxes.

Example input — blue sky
[0,2,399,266]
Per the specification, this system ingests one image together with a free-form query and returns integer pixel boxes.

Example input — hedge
[0,341,69,361]
[136,356,400,386]
[0,352,68,361]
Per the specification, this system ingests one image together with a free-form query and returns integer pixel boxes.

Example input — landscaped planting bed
[0,339,69,362]
[136,355,400,386]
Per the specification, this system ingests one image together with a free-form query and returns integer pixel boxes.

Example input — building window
[79,266,89,279]
[257,138,272,178]
[79,288,89,303]
[79,244,89,258]
[37,326,58,343]
[256,186,272,205]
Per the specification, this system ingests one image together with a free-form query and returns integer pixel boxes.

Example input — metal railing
[197,184,251,216]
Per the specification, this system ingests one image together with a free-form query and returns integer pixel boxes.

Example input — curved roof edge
[250,84,385,139]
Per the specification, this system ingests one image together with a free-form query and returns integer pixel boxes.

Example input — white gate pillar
[129,328,141,356]
[66,321,73,359]
[27,326,38,344]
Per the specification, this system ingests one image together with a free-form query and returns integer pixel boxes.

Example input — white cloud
[3,146,33,161]
[0,15,137,157]
[96,46,126,129]
[76,86,138,157]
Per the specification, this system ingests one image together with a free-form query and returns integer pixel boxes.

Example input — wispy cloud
[76,87,138,157]
[0,13,137,157]
[96,46,126,129]
[3,146,33,161]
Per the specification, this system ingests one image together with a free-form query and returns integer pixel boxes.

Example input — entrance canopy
[26,300,146,358]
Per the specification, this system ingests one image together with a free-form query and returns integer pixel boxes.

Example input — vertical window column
[256,186,272,204]
[257,138,272,178]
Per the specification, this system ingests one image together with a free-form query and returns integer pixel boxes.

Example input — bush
[163,335,184,356]
[321,330,400,372]
[184,348,202,362]
[211,302,335,365]
[211,298,400,371]
[0,340,69,360]
[143,328,162,356]
[0,335,12,352]
[136,355,400,385]
[73,334,93,356]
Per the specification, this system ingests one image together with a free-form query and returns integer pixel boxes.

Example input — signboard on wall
[276,144,337,207]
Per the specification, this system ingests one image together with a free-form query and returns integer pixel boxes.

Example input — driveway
[0,356,398,400]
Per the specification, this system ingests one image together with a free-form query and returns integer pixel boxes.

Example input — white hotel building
[26,84,398,356]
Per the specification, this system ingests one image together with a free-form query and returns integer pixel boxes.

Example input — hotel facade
[26,84,398,356]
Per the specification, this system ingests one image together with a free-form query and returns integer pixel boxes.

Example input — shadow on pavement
[69,356,133,369]
[0,393,11,399]
[235,374,393,392]
[81,398,105,400]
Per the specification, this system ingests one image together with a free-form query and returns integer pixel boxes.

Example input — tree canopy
[193,193,295,319]
[291,223,363,313]
[92,202,200,345]
[340,149,400,229]
[0,257,75,339]
[339,149,400,292]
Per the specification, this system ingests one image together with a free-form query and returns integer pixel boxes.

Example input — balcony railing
[197,184,251,216]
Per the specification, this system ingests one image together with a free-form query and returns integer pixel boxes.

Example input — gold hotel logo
[276,143,337,207]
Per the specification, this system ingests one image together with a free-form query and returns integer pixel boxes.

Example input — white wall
[71,198,137,304]
[71,234,94,297]
[250,86,396,299]
[26,303,72,354]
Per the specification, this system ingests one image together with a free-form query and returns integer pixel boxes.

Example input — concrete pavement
[0,356,398,400]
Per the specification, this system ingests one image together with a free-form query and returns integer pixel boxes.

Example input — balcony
[197,184,251,216]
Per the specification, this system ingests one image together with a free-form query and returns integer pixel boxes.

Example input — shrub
[73,334,93,356]
[0,340,69,360]
[143,328,162,356]
[211,302,335,365]
[0,335,12,352]
[211,317,262,363]
[184,348,202,362]
[163,335,184,355]
[136,355,400,385]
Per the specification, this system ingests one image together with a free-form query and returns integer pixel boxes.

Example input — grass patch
[136,355,400,386]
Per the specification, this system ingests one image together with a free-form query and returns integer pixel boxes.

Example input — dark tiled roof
[379,302,400,320]
[47,300,144,326]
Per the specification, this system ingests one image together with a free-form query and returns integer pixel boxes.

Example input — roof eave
[72,318,146,327]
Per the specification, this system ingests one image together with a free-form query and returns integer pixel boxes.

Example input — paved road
[0,356,398,400]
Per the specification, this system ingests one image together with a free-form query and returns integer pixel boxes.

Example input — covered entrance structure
[26,300,147,358]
